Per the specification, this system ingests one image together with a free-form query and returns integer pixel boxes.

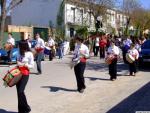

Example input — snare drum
[126,53,135,63]
[105,54,115,65]
[3,67,22,87]
[4,43,13,51]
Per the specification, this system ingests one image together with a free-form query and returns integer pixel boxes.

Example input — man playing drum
[107,40,120,81]
[127,44,139,76]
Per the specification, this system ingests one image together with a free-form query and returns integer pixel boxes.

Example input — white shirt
[128,48,139,60]
[7,37,15,46]
[35,38,45,48]
[123,38,132,47]
[107,45,120,55]
[73,43,89,61]
[47,38,55,47]
[17,51,34,69]
[95,37,99,46]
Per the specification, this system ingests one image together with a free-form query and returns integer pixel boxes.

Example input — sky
[140,0,150,9]
[116,0,150,9]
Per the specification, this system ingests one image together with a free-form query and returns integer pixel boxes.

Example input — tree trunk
[124,17,130,36]
[0,0,7,48]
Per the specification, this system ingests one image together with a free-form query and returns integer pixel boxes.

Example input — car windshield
[141,40,150,49]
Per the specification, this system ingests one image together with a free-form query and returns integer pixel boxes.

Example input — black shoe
[78,89,84,93]
[111,78,117,81]
[36,72,42,75]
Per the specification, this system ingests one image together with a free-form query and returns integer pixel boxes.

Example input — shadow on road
[86,61,108,72]
[85,77,110,81]
[0,109,17,113]
[41,86,77,92]
[107,82,150,113]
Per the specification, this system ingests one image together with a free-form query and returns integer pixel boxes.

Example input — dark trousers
[36,52,43,73]
[49,50,53,61]
[74,62,86,91]
[129,61,137,75]
[94,46,99,56]
[100,47,105,58]
[7,50,12,62]
[16,75,31,113]
[109,58,117,79]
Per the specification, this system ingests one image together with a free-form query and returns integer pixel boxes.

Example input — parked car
[0,48,19,63]
[139,39,150,66]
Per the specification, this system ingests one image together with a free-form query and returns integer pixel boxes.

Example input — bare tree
[121,0,141,36]
[65,0,117,32]
[0,0,23,47]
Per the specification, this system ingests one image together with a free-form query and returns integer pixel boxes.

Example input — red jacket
[99,39,107,48]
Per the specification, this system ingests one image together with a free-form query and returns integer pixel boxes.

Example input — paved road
[0,56,150,113]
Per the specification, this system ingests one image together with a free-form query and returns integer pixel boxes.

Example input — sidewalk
[0,56,150,113]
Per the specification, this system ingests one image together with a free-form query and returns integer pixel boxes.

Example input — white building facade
[11,0,127,37]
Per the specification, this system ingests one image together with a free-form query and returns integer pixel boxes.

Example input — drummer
[16,41,34,113]
[6,33,15,64]
[47,35,55,61]
[107,40,120,81]
[127,44,139,76]
[35,33,45,75]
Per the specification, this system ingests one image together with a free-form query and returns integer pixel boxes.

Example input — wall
[11,0,62,27]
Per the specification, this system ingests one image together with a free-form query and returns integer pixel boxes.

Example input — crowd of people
[2,32,149,113]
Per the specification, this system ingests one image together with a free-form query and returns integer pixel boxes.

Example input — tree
[76,26,88,39]
[131,8,150,37]
[121,0,141,36]
[65,0,117,33]
[0,0,23,47]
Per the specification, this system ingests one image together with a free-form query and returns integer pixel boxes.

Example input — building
[11,0,127,37]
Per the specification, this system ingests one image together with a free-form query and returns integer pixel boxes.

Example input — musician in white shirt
[127,44,139,76]
[47,35,55,61]
[93,36,100,56]
[107,40,120,81]
[72,36,89,93]
[122,36,132,64]
[6,33,15,63]
[16,41,34,113]
[35,33,45,75]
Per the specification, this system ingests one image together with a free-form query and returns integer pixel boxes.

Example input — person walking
[94,34,100,56]
[107,40,120,81]
[122,36,132,64]
[72,36,89,93]
[127,44,139,76]
[99,35,107,58]
[17,41,34,113]
[58,39,64,59]
[6,33,15,64]
[34,33,45,75]
[47,35,55,61]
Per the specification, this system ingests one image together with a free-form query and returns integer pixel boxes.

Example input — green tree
[76,26,88,39]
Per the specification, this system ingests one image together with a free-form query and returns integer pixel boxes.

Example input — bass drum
[105,54,115,65]
[4,43,13,51]
[3,67,22,87]
[126,53,135,63]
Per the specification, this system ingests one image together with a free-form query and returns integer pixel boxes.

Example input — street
[0,55,150,113]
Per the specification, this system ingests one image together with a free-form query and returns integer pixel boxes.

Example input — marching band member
[47,35,55,61]
[17,41,34,113]
[35,33,45,75]
[6,33,15,64]
[127,44,139,76]
[72,36,89,93]
[122,36,132,64]
[107,40,120,81]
